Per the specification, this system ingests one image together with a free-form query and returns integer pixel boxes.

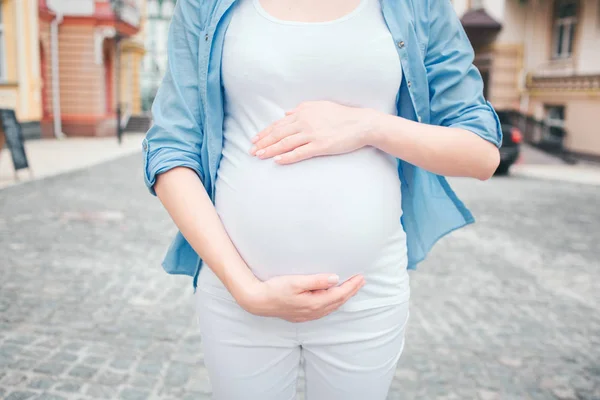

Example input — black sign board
[0,108,29,171]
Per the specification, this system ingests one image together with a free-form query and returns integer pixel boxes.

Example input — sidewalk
[3,137,599,189]
[0,133,145,189]
[510,144,600,186]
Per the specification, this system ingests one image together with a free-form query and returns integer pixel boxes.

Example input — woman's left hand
[250,101,379,164]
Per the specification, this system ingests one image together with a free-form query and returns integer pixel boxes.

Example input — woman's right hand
[236,274,366,322]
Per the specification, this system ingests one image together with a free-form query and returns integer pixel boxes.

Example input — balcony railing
[527,74,600,92]
[498,110,571,159]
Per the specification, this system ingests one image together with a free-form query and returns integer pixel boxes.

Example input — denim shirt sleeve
[142,0,207,196]
[425,0,502,147]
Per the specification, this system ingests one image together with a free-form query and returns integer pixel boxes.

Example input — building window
[544,105,566,144]
[552,0,578,59]
[545,105,565,126]
[0,1,5,80]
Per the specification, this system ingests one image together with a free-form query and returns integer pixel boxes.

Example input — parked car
[495,110,523,175]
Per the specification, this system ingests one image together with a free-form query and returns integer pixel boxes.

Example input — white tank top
[198,0,410,311]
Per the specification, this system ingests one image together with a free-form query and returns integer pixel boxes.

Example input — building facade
[0,0,43,138]
[40,0,145,137]
[140,0,173,112]
[454,0,600,158]
[0,0,145,139]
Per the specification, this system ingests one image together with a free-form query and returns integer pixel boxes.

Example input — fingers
[257,133,312,160]
[289,276,365,322]
[292,274,340,292]
[320,275,365,308]
[268,273,365,323]
[250,115,297,151]
[274,143,322,165]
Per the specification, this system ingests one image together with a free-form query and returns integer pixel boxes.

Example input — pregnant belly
[214,147,403,282]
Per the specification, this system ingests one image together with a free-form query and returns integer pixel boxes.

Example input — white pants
[195,288,410,400]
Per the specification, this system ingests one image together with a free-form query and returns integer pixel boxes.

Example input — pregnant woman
[143,0,501,398]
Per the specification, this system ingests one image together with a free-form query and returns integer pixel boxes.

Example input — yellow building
[0,0,43,138]
[0,0,146,139]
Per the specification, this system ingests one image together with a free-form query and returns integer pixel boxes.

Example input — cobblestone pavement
[1,155,599,400]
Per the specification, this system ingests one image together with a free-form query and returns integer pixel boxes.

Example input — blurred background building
[140,0,173,113]
[0,0,148,139]
[0,0,598,160]
[453,0,600,159]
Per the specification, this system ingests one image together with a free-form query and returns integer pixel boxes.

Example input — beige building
[0,0,44,138]
[454,0,600,158]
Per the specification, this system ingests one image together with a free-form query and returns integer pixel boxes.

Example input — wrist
[362,109,389,148]
[229,273,269,313]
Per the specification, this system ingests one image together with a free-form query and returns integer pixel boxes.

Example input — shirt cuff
[449,101,503,148]
[143,138,204,196]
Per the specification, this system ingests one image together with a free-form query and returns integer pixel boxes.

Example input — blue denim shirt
[142,0,502,287]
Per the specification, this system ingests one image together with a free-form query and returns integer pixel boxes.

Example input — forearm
[367,112,500,180]
[154,167,259,301]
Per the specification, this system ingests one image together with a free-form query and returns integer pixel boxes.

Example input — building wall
[453,0,525,110]
[130,52,144,114]
[453,0,469,19]
[24,0,43,123]
[0,0,18,115]
[141,0,173,111]
[38,0,144,137]
[58,24,107,117]
[456,0,600,157]
[528,95,600,155]
[120,0,146,116]
[480,0,504,24]
[490,0,593,88]
[523,1,568,75]
[0,0,42,124]
[495,0,527,44]
[1,0,16,83]
[120,44,145,115]
[515,0,600,77]
[519,0,600,156]
[564,98,600,154]
[487,44,522,110]
[577,0,600,74]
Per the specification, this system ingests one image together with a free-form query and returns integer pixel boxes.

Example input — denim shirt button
[142,140,148,151]
[398,41,405,48]
[417,116,422,123]
[407,81,412,88]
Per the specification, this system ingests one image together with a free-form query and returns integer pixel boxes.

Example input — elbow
[475,146,500,181]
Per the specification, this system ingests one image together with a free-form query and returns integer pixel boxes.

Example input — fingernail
[274,155,282,162]
[328,275,340,284]
[256,149,265,157]
[251,136,259,143]
[250,146,257,155]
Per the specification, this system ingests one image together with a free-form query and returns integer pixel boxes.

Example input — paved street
[0,134,145,189]
[1,154,599,400]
